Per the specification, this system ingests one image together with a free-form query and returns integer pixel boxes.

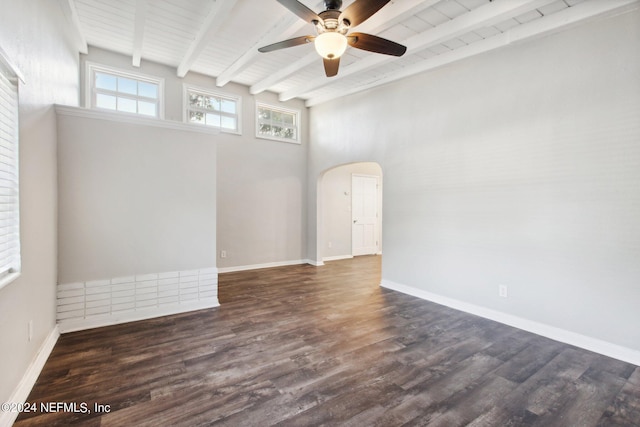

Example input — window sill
[183,121,242,136]
[256,134,301,145]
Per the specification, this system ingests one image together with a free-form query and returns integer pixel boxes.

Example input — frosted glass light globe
[314,32,348,59]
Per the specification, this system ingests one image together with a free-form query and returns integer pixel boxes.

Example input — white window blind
[0,59,21,285]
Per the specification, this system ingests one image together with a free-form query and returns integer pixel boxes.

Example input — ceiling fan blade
[323,57,340,77]
[258,36,315,53]
[277,0,322,23]
[347,32,407,56]
[339,0,391,27]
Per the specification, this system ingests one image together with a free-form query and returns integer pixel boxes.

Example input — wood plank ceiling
[61,0,639,106]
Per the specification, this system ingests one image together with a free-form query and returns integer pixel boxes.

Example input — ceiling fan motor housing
[261,0,407,77]
[317,9,349,34]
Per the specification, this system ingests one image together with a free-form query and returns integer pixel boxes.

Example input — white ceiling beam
[177,0,239,78]
[215,14,308,87]
[280,0,558,101]
[132,0,148,67]
[305,0,640,107]
[250,52,318,95]
[250,0,439,96]
[58,0,88,54]
[216,1,331,88]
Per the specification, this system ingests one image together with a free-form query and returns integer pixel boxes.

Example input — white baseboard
[218,259,319,273]
[322,255,354,262]
[58,299,219,333]
[381,279,640,367]
[0,326,60,427]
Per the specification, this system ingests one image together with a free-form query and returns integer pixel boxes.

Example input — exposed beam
[177,0,239,78]
[132,0,149,67]
[216,1,330,88]
[305,0,640,106]
[250,0,438,95]
[58,0,88,54]
[280,0,558,101]
[215,14,307,87]
[250,52,317,95]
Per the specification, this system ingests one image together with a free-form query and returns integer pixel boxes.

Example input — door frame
[316,162,383,265]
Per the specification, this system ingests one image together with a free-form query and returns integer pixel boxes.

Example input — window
[256,103,300,144]
[0,48,22,289]
[184,86,241,134]
[86,63,163,118]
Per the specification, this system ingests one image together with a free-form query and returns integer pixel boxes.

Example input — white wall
[56,113,218,283]
[321,162,382,260]
[81,48,309,270]
[0,0,79,409]
[308,10,640,355]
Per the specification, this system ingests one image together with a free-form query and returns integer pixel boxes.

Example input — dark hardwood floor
[15,256,640,426]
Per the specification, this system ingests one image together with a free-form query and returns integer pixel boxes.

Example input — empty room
[1,0,639,425]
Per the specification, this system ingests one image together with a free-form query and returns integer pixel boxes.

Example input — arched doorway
[317,162,383,263]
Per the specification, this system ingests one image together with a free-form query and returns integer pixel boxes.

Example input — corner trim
[0,326,60,427]
[381,279,640,367]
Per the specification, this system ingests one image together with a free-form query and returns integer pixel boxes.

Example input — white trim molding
[0,326,60,427]
[381,279,640,367]
[0,45,25,83]
[57,267,219,333]
[218,259,316,274]
[55,105,220,136]
[322,255,354,262]
[306,259,325,267]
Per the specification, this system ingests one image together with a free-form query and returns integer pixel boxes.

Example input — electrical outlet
[498,285,508,298]
[328,241,332,248]
[220,250,227,259]
[28,320,33,342]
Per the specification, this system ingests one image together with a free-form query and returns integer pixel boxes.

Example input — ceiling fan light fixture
[314,32,347,59]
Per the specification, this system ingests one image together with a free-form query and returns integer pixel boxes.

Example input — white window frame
[255,102,301,144]
[0,47,23,290]
[183,85,242,135]
[85,62,165,119]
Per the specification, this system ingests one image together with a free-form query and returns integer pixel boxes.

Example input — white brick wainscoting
[57,267,219,332]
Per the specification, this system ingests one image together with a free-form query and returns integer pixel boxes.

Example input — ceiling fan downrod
[324,0,342,10]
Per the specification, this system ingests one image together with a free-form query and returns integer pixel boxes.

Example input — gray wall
[57,114,217,283]
[0,0,79,405]
[308,10,640,352]
[81,48,309,270]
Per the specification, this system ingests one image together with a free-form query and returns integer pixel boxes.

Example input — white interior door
[352,174,379,256]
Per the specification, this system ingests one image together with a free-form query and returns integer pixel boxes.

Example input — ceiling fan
[258,0,407,77]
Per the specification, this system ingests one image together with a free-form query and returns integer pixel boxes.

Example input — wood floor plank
[14,256,640,426]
